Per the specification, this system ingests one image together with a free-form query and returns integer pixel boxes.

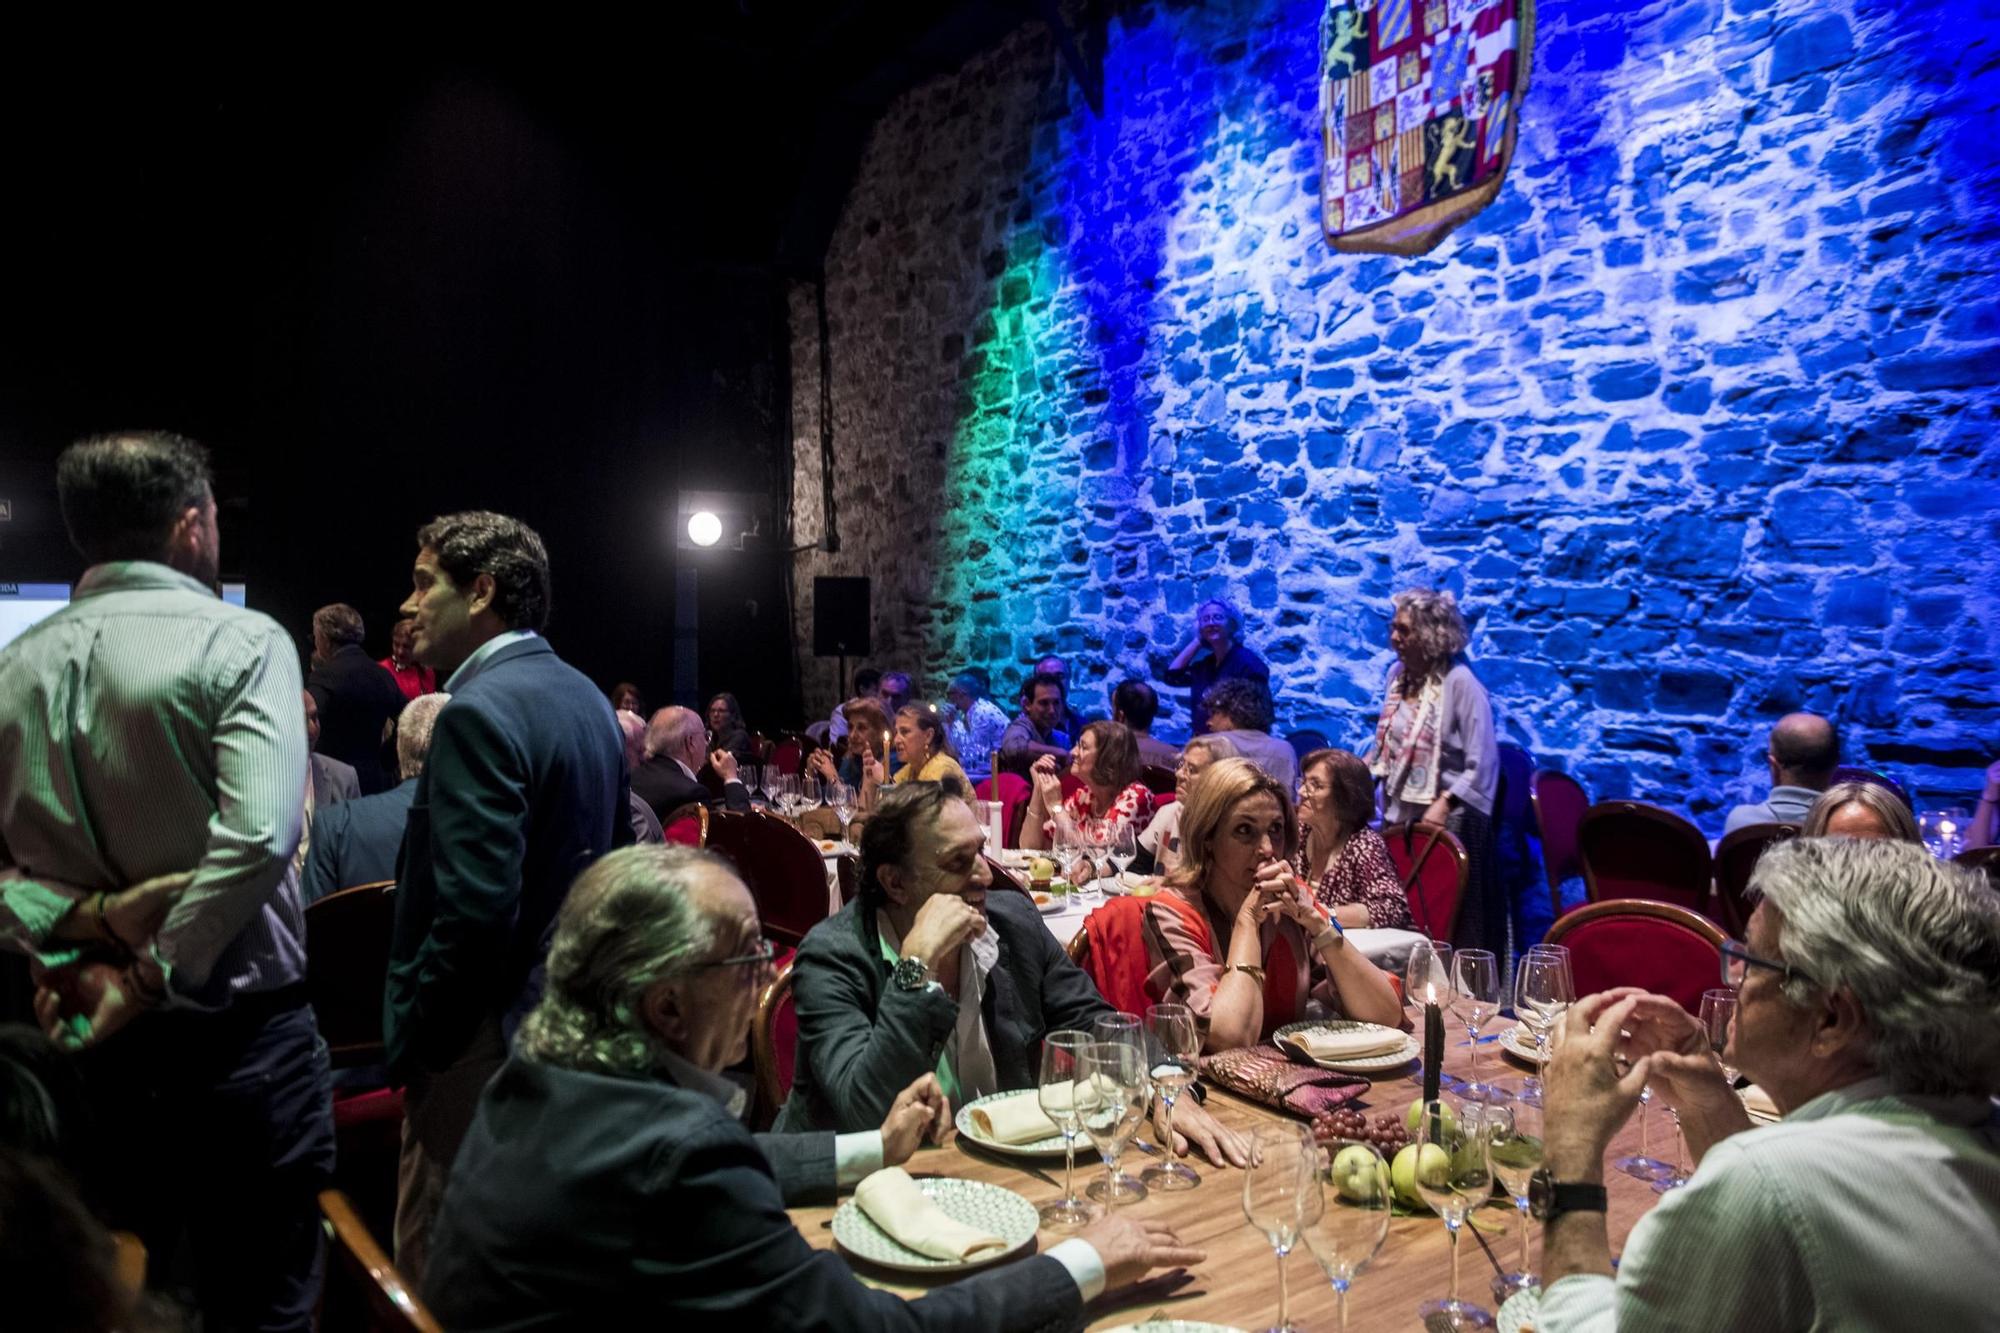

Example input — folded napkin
[853,1168,1007,1261]
[969,1097,1061,1144]
[1202,1044,1370,1118]
[1277,1026,1406,1062]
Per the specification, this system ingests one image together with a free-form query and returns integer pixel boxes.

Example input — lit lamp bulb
[687,510,723,547]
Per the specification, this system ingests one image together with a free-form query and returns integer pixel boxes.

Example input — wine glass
[1653,1099,1692,1192]
[1108,821,1138,887]
[797,774,821,828]
[1486,1081,1544,1303]
[742,764,765,804]
[1405,940,1454,1087]
[769,773,797,817]
[1142,1003,1201,1191]
[1079,1041,1150,1205]
[1036,1031,1099,1229]
[1091,1012,1149,1197]
[826,782,854,839]
[1451,948,1502,1102]
[1304,1137,1391,1332]
[1700,987,1739,1085]
[1413,1098,1500,1329]
[1077,823,1110,905]
[1512,949,1573,1105]
[1242,1122,1323,1333]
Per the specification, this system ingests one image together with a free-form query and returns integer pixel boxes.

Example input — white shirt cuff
[1536,1273,1620,1333]
[1046,1237,1108,1302]
[833,1131,884,1188]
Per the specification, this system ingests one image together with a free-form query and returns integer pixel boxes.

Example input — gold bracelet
[1225,963,1267,983]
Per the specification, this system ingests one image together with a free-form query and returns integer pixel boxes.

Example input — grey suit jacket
[310,752,360,807]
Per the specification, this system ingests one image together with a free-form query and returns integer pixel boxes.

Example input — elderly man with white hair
[302,692,450,902]
[1534,837,2000,1331]
[423,845,1206,1330]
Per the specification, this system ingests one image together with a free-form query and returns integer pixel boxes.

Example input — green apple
[1390,1143,1448,1208]
[1029,857,1056,881]
[1331,1145,1390,1204]
[1406,1100,1458,1139]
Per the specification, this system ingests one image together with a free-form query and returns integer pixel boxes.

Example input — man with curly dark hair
[1197,676,1297,790]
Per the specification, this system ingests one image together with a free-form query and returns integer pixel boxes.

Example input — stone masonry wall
[788,0,2000,831]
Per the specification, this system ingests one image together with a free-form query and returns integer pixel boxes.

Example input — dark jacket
[1162,642,1270,726]
[629,753,750,822]
[307,643,408,794]
[425,1057,1082,1332]
[309,752,360,808]
[775,890,1111,1133]
[303,776,417,902]
[385,638,630,1075]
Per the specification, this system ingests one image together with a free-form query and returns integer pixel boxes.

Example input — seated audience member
[944,672,1010,777]
[998,670,1072,769]
[1163,598,1269,725]
[0,1147,159,1333]
[630,707,751,821]
[306,602,408,794]
[1111,679,1180,771]
[1034,654,1091,741]
[705,692,756,767]
[300,688,359,876]
[1535,838,2000,1332]
[1021,721,1152,851]
[1139,759,1402,1048]
[304,693,449,901]
[1800,780,1921,842]
[1967,756,2000,850]
[877,671,914,719]
[1724,712,1840,834]
[860,705,970,808]
[826,667,882,745]
[614,710,663,844]
[423,844,1204,1329]
[1132,739,1217,876]
[1197,677,1298,791]
[608,681,645,716]
[1295,749,1409,930]
[775,784,1249,1166]
[809,697,891,791]
[380,616,439,702]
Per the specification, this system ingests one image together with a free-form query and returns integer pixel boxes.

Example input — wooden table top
[789,1035,1669,1331]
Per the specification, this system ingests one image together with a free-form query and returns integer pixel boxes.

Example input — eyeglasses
[1719,939,1811,991]
[695,938,778,972]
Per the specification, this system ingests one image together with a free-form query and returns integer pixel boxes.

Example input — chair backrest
[1284,729,1329,763]
[1830,765,1912,810]
[304,880,396,1068]
[833,853,861,905]
[662,802,709,847]
[1577,801,1714,915]
[769,738,804,778]
[1953,844,2000,882]
[1530,769,1590,891]
[751,958,797,1131]
[1379,821,1469,943]
[706,811,832,948]
[1541,899,1727,1014]
[1066,924,1091,967]
[319,1189,442,1333]
[974,773,1032,849]
[1140,763,1179,796]
[804,720,832,746]
[984,855,1031,897]
[1712,822,1798,938]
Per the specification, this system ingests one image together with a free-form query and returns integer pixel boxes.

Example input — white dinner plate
[1030,893,1070,915]
[1498,1024,1548,1065]
[1496,1286,1541,1333]
[1272,1019,1420,1073]
[831,1176,1038,1273]
[954,1088,1074,1158]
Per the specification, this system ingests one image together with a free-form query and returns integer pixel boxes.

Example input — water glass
[1512,948,1573,1104]
[1451,948,1502,1101]
[1243,1122,1323,1333]
[1413,1098,1501,1329]
[1142,1003,1201,1191]
[1079,1041,1150,1206]
[1486,1082,1544,1302]
[1700,987,1739,1085]
[1036,1031,1099,1229]
[1304,1138,1390,1332]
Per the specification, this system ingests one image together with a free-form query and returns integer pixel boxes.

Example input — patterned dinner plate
[954,1088,1074,1158]
[831,1176,1039,1273]
[1496,1285,1541,1333]
[1498,1023,1548,1065]
[1273,1019,1420,1073]
[1100,1323,1250,1333]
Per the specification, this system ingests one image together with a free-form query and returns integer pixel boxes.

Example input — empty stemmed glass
[1653,1099,1692,1192]
[826,782,855,840]
[743,764,765,805]
[1304,1137,1391,1332]
[1142,1003,1201,1191]
[1091,1013,1148,1199]
[1406,940,1455,1088]
[1486,1082,1544,1303]
[1108,821,1138,890]
[769,773,797,818]
[1512,947,1573,1105]
[797,774,821,819]
[1079,1040,1150,1206]
[1036,1031,1099,1229]
[1414,1098,1501,1330]
[1451,948,1503,1103]
[1078,823,1111,904]
[1700,988,1739,1085]
[1243,1122,1323,1333]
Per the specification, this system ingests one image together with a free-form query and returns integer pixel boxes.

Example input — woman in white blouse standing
[1367,588,1503,955]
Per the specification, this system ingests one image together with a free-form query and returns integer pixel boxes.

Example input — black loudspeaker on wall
[813,577,871,658]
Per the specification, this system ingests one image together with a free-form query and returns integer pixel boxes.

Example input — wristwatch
[891,956,934,992]
[1528,1168,1608,1222]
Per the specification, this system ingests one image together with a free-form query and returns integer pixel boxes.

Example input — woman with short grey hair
[1799,780,1921,844]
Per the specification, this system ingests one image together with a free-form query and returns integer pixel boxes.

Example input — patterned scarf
[1371,665,1444,808]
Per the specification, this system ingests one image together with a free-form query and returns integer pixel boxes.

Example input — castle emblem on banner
[1320,0,1535,255]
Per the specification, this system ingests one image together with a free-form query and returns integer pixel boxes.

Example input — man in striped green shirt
[0,431,334,1332]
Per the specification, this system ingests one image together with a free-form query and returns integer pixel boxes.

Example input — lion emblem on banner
[1320,0,1535,255]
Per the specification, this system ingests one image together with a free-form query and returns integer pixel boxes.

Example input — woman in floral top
[1295,748,1410,930]
[1022,721,1152,849]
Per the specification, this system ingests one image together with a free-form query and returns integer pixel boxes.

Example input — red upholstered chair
[1712,822,1798,939]
[706,811,833,949]
[768,738,804,778]
[974,773,1031,848]
[305,880,396,1068]
[1379,821,1469,943]
[662,802,709,847]
[1141,764,1179,797]
[1578,801,1714,916]
[1542,899,1727,1014]
[751,958,797,1131]
[1531,769,1589,918]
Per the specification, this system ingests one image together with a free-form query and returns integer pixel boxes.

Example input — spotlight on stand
[686,510,723,547]
[673,490,768,553]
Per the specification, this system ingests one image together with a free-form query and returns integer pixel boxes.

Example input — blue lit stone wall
[788,0,2000,831]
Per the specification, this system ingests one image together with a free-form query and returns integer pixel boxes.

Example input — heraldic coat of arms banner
[1320,0,1535,256]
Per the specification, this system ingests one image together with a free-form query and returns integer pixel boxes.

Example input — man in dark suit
[303,692,448,902]
[426,844,1203,1331]
[301,689,359,880]
[630,705,752,821]
[385,510,630,1281]
[305,603,407,794]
